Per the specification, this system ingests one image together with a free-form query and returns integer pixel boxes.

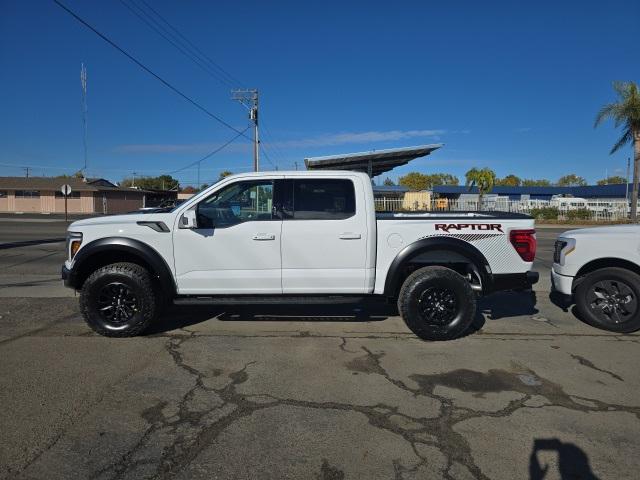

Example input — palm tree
[465,167,496,209]
[595,81,640,220]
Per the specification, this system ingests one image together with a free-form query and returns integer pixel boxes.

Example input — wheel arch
[70,237,176,296]
[573,257,640,290]
[383,237,492,297]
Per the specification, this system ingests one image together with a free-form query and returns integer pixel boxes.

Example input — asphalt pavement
[1,219,638,480]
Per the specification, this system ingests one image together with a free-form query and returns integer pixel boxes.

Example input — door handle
[339,233,361,240]
[253,233,276,241]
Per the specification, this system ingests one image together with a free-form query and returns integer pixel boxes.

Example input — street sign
[60,184,72,222]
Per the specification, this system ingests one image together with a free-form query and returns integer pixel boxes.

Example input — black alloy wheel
[575,267,640,334]
[585,280,637,325]
[97,282,140,324]
[418,287,458,326]
[398,266,476,341]
[80,262,158,337]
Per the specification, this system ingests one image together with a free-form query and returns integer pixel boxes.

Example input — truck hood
[560,224,640,238]
[69,212,175,229]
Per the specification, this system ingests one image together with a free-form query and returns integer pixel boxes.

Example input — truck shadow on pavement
[147,299,395,334]
[148,290,539,336]
[529,438,600,480]
[479,290,539,320]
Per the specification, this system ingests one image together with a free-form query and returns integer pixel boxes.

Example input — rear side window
[290,179,355,220]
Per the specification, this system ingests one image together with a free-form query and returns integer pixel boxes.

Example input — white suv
[552,224,640,333]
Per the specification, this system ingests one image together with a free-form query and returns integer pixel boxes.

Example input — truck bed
[376,211,533,220]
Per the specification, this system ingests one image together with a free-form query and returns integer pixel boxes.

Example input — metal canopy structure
[304,144,443,177]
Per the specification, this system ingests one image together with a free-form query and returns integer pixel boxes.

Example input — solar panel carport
[304,144,443,177]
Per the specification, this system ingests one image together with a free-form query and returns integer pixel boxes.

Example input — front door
[173,179,282,294]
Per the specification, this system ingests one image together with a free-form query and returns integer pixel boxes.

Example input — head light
[67,232,83,260]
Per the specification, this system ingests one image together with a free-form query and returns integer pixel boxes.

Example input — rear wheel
[80,262,158,337]
[574,267,640,333]
[397,266,476,340]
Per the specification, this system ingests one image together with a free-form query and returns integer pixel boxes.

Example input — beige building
[402,190,432,211]
[0,177,172,215]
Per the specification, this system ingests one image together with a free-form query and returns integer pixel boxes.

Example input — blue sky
[1,0,638,187]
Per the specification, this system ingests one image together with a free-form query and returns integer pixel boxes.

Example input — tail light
[510,229,536,262]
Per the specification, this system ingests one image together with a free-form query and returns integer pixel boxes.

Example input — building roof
[372,185,409,193]
[0,176,147,193]
[433,184,631,198]
[304,144,443,177]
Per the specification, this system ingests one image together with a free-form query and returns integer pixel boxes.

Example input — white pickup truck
[552,224,640,333]
[62,171,538,340]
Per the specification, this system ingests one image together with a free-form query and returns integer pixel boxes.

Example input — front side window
[197,180,273,228]
[291,179,355,220]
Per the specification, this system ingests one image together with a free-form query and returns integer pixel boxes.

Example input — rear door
[279,177,369,293]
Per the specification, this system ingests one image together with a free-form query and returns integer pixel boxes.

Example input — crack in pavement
[570,354,624,382]
[23,333,640,480]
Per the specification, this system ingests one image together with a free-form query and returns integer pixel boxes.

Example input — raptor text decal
[434,223,504,233]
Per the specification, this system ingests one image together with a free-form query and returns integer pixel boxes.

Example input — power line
[137,0,244,88]
[259,121,287,166]
[169,126,250,175]
[259,143,277,169]
[117,0,238,89]
[52,0,251,141]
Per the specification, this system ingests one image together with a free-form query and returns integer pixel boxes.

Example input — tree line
[387,170,627,192]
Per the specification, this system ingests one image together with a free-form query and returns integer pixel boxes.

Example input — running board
[173,295,374,306]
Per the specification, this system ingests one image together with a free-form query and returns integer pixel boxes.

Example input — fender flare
[71,237,176,295]
[383,236,492,296]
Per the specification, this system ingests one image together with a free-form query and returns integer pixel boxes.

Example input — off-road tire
[80,262,158,337]
[574,267,640,333]
[397,266,476,341]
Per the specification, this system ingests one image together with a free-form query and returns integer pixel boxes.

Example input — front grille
[553,240,567,263]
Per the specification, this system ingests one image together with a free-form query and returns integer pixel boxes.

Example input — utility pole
[627,157,631,214]
[80,63,88,173]
[23,167,30,178]
[231,89,259,171]
[132,172,137,188]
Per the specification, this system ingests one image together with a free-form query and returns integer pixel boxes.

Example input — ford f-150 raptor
[62,171,538,340]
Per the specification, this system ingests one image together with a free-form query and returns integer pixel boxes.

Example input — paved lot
[1,220,638,479]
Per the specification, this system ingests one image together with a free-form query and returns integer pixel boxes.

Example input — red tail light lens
[510,229,536,262]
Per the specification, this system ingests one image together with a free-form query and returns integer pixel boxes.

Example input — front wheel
[80,262,158,337]
[397,266,477,341]
[574,267,640,333]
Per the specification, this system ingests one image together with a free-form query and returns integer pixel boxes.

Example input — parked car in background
[552,224,640,333]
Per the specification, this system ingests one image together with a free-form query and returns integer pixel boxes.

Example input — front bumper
[551,268,573,295]
[550,268,574,308]
[61,265,78,290]
[490,271,539,293]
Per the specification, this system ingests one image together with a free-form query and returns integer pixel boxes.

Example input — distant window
[292,179,355,220]
[55,191,81,199]
[14,190,40,198]
[0,191,7,198]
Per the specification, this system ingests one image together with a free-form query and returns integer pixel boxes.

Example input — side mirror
[179,208,198,229]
